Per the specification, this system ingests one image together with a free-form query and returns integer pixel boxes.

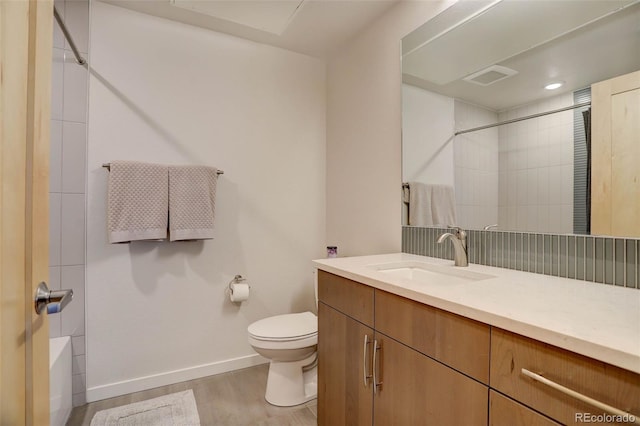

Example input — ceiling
[402,0,640,111]
[101,0,399,58]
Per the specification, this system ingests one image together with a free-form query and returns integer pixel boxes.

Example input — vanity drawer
[490,391,560,426]
[318,270,374,327]
[374,290,490,383]
[490,328,640,425]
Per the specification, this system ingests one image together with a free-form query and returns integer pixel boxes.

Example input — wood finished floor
[67,364,317,426]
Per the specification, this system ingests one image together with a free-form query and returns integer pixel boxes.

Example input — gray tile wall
[402,226,639,289]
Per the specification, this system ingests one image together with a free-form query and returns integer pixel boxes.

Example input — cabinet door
[373,333,488,426]
[318,302,374,426]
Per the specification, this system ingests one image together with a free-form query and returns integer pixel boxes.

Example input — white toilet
[247,310,318,407]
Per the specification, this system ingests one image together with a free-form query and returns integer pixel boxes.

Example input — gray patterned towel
[108,161,169,243]
[168,165,218,241]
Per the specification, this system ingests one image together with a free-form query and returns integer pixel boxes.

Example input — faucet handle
[447,225,466,237]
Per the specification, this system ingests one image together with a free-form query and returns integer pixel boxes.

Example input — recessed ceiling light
[545,82,564,90]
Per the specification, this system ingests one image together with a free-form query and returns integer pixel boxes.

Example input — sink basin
[368,261,494,285]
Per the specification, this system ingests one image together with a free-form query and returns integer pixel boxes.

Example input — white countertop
[313,253,640,374]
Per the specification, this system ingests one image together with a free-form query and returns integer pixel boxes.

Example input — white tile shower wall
[498,93,574,233]
[49,0,89,407]
[453,100,499,230]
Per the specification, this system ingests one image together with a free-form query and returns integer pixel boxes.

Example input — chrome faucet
[483,224,498,231]
[437,226,468,267]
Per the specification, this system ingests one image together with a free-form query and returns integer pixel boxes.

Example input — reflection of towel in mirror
[408,182,457,227]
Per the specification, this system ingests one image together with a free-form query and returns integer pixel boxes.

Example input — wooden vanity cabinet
[318,271,489,426]
[318,270,640,426]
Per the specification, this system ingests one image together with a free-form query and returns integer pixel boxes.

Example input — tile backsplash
[402,226,639,289]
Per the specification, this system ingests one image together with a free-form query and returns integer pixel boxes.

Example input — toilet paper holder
[228,275,251,303]
[228,274,248,291]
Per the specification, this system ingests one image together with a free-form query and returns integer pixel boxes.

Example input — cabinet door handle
[363,334,372,387]
[373,339,382,394]
[521,369,640,424]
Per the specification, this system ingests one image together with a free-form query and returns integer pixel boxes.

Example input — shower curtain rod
[454,101,591,136]
[53,6,87,66]
[102,163,224,175]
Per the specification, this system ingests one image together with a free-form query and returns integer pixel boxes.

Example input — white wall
[402,84,455,186]
[87,2,326,401]
[498,93,574,233]
[454,100,499,230]
[326,0,455,256]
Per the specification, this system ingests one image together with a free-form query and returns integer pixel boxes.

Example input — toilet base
[264,353,317,407]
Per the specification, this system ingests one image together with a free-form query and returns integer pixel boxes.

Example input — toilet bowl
[248,311,318,407]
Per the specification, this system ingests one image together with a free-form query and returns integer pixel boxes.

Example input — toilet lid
[248,311,317,340]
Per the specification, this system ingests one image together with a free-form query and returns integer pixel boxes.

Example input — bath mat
[90,389,200,426]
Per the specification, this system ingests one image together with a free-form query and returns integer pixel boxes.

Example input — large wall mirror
[401,0,640,237]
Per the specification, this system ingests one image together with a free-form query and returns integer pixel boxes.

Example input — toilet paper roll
[229,283,250,302]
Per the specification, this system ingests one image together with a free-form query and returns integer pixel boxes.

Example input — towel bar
[102,163,224,175]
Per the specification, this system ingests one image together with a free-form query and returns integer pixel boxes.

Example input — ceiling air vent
[463,65,518,86]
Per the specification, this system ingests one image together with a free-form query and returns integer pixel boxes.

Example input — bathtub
[50,336,72,426]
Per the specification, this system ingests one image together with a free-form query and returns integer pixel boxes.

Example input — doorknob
[34,282,73,315]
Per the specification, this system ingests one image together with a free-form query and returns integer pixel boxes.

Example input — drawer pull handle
[521,368,640,424]
[373,340,382,394]
[363,334,372,387]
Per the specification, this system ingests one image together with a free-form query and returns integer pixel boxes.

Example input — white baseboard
[86,354,268,402]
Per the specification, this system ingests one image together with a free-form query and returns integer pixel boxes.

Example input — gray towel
[408,182,457,227]
[168,165,218,241]
[107,161,169,243]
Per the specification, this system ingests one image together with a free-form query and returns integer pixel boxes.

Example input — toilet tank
[313,268,318,310]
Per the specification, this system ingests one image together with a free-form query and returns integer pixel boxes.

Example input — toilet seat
[248,311,317,350]
[248,311,317,340]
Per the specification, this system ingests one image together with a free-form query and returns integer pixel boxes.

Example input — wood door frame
[1,0,53,424]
